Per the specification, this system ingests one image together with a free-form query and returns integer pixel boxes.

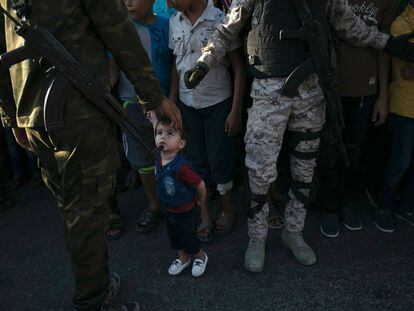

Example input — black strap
[290,130,322,142]
[289,130,321,159]
[243,176,268,219]
[290,179,312,205]
[291,149,319,160]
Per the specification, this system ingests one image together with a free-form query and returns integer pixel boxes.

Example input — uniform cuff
[198,52,216,68]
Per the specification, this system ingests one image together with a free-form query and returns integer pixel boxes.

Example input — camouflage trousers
[245,78,325,240]
[26,116,120,310]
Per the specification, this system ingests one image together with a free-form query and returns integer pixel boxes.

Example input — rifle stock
[0,45,32,68]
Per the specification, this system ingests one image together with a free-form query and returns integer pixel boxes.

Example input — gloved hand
[383,32,414,62]
[184,61,209,89]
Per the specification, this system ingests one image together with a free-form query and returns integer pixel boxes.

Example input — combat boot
[281,228,316,266]
[105,272,121,303]
[244,239,265,272]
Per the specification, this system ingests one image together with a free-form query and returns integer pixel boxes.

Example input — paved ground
[0,185,413,311]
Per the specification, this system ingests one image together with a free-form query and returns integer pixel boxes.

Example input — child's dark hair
[154,116,188,140]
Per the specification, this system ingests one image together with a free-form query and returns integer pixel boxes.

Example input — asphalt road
[1,186,413,310]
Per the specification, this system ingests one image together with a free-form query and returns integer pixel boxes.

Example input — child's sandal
[197,221,213,242]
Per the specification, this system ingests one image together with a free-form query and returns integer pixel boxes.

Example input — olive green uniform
[0,1,164,309]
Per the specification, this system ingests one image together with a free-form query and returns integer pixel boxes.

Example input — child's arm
[108,58,120,88]
[195,180,207,206]
[169,57,180,103]
[226,47,246,137]
[177,165,206,205]
[372,51,390,126]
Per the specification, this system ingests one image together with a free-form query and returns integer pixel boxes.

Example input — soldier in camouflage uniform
[184,0,414,272]
[0,1,181,310]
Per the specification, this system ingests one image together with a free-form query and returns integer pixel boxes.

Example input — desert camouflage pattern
[197,0,389,238]
[245,78,325,237]
[0,0,164,128]
[248,202,269,241]
[199,0,389,68]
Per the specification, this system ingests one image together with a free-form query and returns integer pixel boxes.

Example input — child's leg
[138,168,159,211]
[202,98,236,232]
[122,103,161,232]
[194,249,206,261]
[136,167,162,232]
[176,208,202,256]
[180,104,211,184]
[177,249,189,263]
[180,104,213,239]
[165,211,188,262]
[176,208,208,276]
[166,212,192,275]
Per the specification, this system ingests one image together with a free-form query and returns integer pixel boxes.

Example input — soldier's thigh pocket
[79,157,116,217]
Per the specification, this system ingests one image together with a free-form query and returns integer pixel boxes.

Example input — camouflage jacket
[199,0,390,68]
[0,0,164,128]
[0,13,15,127]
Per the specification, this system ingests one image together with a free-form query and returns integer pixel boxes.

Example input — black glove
[184,61,209,89]
[383,32,414,62]
[11,0,32,19]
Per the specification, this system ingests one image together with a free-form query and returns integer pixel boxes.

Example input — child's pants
[165,207,201,255]
[180,97,235,192]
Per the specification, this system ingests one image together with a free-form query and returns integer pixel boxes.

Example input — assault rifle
[281,0,349,166]
[0,6,157,156]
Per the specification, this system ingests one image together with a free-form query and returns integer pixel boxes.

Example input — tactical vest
[246,0,330,78]
[155,154,196,209]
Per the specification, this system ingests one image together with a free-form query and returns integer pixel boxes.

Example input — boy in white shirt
[168,0,246,241]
